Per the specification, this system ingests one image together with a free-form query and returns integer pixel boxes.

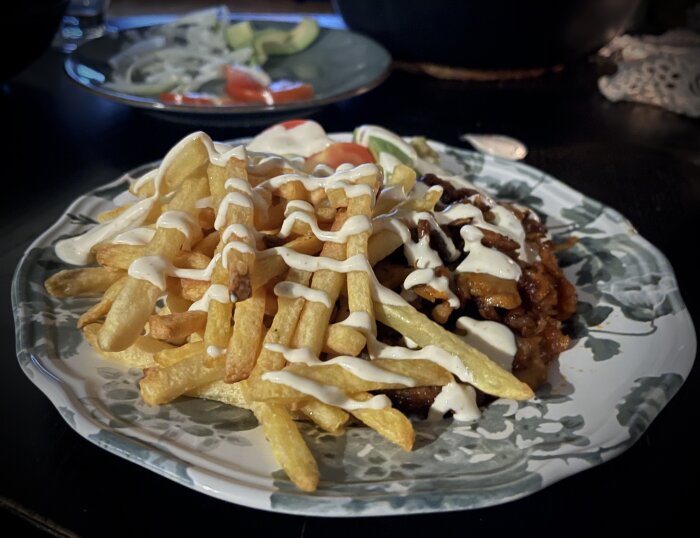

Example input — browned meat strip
[456,272,522,309]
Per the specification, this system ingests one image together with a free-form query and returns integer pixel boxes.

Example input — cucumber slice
[253,29,290,64]
[226,21,255,49]
[252,18,320,64]
[287,18,320,53]
[353,125,418,167]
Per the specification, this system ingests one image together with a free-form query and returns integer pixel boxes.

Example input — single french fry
[93,244,142,269]
[388,164,417,192]
[45,267,124,297]
[374,302,534,400]
[286,358,450,390]
[277,181,309,202]
[205,151,254,367]
[99,176,208,351]
[308,187,326,206]
[187,379,248,408]
[154,341,205,367]
[178,279,209,301]
[159,135,212,194]
[298,400,349,433]
[128,135,212,200]
[226,287,266,382]
[165,288,192,314]
[346,191,376,332]
[148,311,207,341]
[350,393,415,451]
[82,323,171,368]
[140,355,224,405]
[77,277,127,328]
[193,231,220,257]
[367,230,403,266]
[252,402,319,492]
[95,244,210,271]
[315,204,336,224]
[323,324,366,357]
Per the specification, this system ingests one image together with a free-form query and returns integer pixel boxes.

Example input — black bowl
[3,0,68,81]
[335,0,639,69]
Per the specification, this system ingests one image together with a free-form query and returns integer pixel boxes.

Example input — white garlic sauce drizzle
[273,281,331,309]
[56,131,245,265]
[188,284,232,312]
[265,343,415,387]
[261,371,392,411]
[56,125,533,420]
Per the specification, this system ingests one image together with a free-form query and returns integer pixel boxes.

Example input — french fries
[46,266,124,297]
[98,175,209,351]
[374,302,534,400]
[148,311,207,341]
[82,323,169,368]
[45,124,565,493]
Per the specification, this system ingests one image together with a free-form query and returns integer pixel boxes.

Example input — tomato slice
[278,119,308,129]
[268,80,314,104]
[307,143,375,168]
[224,66,272,104]
[160,92,221,106]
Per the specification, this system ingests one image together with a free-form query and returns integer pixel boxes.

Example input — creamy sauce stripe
[273,281,332,309]
[265,343,415,386]
[188,284,232,311]
[55,123,529,423]
[261,371,392,411]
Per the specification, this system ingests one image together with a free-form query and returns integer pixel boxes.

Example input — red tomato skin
[268,81,314,104]
[307,143,375,168]
[224,66,271,104]
[278,119,308,129]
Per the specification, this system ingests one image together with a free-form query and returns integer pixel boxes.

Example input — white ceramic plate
[12,137,696,516]
[65,20,391,126]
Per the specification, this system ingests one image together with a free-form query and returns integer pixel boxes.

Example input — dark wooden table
[2,15,698,536]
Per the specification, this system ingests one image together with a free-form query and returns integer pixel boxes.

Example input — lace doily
[598,29,700,118]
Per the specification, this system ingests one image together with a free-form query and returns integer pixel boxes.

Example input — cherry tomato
[160,92,221,105]
[267,80,314,104]
[307,143,375,168]
[224,66,271,104]
[278,119,308,129]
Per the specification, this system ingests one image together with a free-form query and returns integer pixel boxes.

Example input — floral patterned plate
[12,137,696,516]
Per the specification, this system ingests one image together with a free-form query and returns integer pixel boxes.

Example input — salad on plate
[104,6,319,107]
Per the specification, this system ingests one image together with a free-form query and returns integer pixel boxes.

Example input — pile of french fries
[46,132,532,491]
